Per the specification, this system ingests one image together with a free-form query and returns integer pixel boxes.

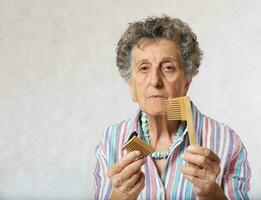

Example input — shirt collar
[124,110,142,144]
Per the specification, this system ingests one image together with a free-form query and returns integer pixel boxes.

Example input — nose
[150,68,163,88]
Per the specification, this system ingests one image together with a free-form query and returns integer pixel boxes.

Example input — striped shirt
[94,103,251,200]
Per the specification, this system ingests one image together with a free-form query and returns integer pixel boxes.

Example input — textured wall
[0,0,260,199]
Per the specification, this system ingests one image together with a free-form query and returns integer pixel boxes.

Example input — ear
[127,79,137,102]
[184,76,192,94]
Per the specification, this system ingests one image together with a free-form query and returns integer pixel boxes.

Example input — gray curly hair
[116,16,203,81]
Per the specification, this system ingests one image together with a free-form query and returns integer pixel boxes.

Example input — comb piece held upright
[122,136,154,158]
[164,96,196,145]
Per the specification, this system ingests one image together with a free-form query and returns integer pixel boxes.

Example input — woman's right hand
[107,151,147,200]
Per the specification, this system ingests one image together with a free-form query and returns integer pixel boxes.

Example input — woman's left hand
[181,145,227,200]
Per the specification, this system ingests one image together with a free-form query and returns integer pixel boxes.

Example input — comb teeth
[164,96,197,145]
[122,136,154,158]
[164,96,188,120]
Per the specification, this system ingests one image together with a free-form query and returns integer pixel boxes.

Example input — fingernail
[187,145,194,151]
[134,151,140,156]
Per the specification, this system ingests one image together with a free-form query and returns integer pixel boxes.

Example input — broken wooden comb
[122,136,154,158]
[164,96,196,145]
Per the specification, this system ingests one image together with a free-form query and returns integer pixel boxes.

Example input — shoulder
[201,114,241,148]
[192,104,241,150]
[100,118,133,151]
[96,112,139,166]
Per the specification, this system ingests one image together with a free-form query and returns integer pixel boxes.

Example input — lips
[148,95,166,99]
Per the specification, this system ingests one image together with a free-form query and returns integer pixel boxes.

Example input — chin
[145,107,165,116]
[141,101,166,116]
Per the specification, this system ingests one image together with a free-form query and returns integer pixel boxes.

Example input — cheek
[165,78,187,97]
[134,82,146,100]
[135,73,149,84]
[167,86,181,97]
[132,75,150,97]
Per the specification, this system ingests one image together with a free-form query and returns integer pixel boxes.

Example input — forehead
[131,38,181,62]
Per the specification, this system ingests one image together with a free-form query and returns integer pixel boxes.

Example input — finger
[186,145,220,162]
[187,162,201,169]
[112,158,146,188]
[183,173,207,188]
[181,165,207,179]
[111,173,123,188]
[120,157,147,182]
[183,173,217,197]
[129,172,145,194]
[119,172,141,192]
[107,151,141,177]
[126,171,141,187]
[182,151,212,168]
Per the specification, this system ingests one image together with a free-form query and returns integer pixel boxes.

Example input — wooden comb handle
[185,99,197,145]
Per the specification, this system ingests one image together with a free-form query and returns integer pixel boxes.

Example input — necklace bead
[140,112,186,159]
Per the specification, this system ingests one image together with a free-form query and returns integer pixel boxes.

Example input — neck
[147,114,180,141]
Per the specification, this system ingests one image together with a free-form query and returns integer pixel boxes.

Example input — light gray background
[0,0,260,199]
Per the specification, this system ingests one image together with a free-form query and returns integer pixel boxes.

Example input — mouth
[148,95,167,100]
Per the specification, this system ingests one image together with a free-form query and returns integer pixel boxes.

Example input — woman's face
[128,39,191,116]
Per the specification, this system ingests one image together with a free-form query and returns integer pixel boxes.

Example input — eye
[139,65,150,73]
[162,63,175,73]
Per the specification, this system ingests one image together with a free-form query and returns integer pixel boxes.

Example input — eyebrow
[160,57,177,62]
[135,57,177,66]
[134,59,150,67]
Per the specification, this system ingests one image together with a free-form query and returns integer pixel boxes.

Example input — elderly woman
[94,16,251,200]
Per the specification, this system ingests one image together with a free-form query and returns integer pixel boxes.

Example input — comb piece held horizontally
[122,136,154,158]
[164,96,196,145]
